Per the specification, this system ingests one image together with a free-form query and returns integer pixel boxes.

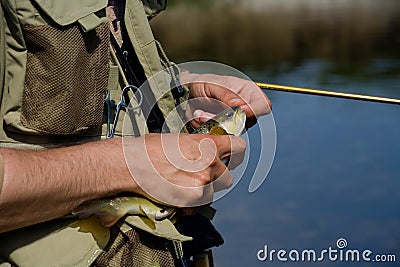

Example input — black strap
[110,31,168,133]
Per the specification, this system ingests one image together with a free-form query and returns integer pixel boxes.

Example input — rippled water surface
[152,1,400,266]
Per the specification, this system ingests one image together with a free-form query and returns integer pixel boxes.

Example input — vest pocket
[20,22,110,134]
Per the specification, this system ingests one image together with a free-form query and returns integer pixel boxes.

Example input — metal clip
[105,85,143,138]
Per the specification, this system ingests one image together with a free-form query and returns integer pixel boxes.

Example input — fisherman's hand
[181,73,272,128]
[123,133,246,207]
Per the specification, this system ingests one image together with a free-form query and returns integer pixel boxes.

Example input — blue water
[153,2,400,264]
[212,60,400,266]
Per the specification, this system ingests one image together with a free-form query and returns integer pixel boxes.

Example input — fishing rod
[256,82,400,105]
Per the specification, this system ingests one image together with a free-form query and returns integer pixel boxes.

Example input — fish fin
[96,211,123,227]
[72,202,104,218]
[209,126,228,136]
[73,202,121,227]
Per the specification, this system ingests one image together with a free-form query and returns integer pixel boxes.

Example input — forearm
[0,138,138,233]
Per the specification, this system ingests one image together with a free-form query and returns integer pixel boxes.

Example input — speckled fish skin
[193,106,246,136]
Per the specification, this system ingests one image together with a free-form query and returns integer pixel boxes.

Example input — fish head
[208,106,246,136]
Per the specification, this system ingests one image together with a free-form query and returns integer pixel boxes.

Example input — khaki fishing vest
[0,0,189,266]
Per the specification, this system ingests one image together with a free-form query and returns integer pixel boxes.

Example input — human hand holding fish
[73,106,247,226]
[72,74,271,227]
[181,73,272,128]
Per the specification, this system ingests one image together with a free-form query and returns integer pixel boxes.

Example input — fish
[192,106,246,136]
[72,106,246,227]
[72,196,176,227]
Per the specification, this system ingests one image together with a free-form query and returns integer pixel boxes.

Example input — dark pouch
[176,213,224,257]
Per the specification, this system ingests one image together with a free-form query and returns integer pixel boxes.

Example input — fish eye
[225,112,233,118]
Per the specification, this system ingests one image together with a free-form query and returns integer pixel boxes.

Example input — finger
[193,110,215,124]
[265,94,273,111]
[185,97,220,127]
[189,110,216,128]
[226,136,246,169]
[238,95,269,118]
[245,87,272,116]
[212,163,233,192]
[209,135,246,162]
[188,119,201,129]
[190,109,215,128]
[205,83,247,107]
[248,97,272,117]
[207,77,271,117]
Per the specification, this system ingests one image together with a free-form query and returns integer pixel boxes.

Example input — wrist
[94,137,143,197]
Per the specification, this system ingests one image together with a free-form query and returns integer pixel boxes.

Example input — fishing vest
[0,0,191,266]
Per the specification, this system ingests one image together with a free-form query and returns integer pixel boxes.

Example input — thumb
[189,110,215,128]
[193,110,215,125]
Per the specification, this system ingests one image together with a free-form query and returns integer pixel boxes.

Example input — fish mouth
[235,112,246,135]
[232,106,246,130]
[223,106,246,136]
